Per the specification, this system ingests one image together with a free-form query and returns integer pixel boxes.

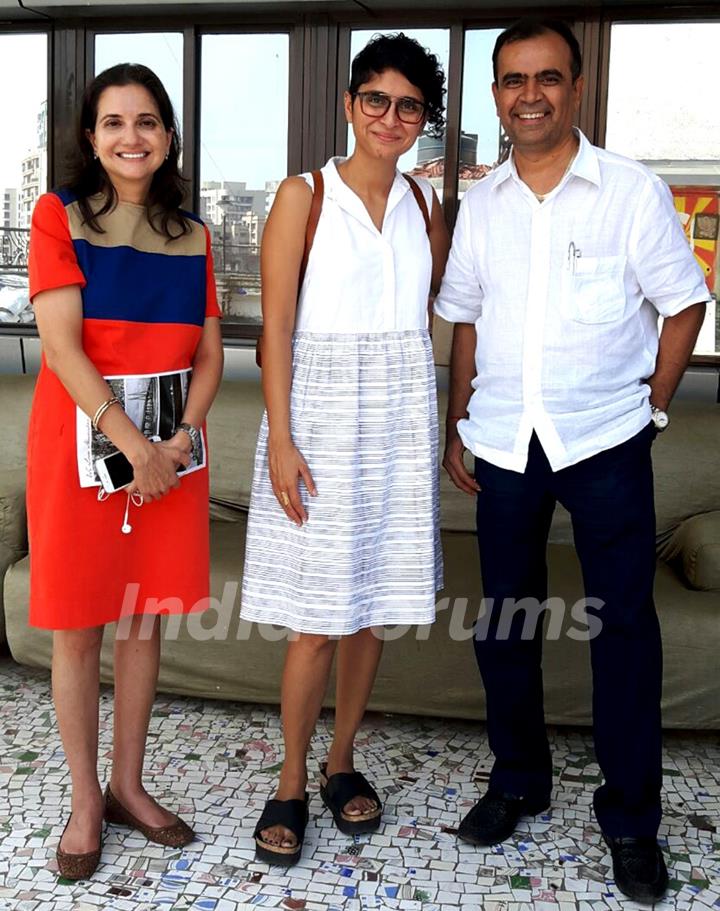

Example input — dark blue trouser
[473,424,662,838]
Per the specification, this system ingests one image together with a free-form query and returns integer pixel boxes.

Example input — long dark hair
[62,63,190,239]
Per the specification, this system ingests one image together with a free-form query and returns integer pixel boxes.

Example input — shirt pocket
[563,254,627,324]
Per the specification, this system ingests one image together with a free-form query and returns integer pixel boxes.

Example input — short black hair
[349,32,446,138]
[492,18,582,84]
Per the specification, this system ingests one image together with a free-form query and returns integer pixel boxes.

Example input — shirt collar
[489,129,601,193]
[323,156,410,231]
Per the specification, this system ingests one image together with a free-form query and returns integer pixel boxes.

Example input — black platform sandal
[253,793,309,866]
[319,763,382,835]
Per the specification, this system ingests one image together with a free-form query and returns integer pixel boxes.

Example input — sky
[1,22,719,197]
[0,34,47,191]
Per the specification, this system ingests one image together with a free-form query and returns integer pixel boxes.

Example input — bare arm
[647,302,707,411]
[33,285,189,501]
[442,322,480,495]
[260,175,317,525]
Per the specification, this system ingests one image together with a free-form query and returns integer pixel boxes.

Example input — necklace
[533,147,578,203]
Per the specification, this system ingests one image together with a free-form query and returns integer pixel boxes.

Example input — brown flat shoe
[104,786,195,848]
[56,816,102,880]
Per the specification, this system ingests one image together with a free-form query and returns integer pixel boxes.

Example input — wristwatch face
[652,409,669,431]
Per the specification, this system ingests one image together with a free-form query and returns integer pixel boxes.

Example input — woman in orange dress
[28,63,223,879]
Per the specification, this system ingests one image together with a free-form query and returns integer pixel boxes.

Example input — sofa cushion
[3,374,35,470]
[206,380,264,518]
[5,522,720,728]
[206,376,720,544]
[0,468,28,560]
[659,510,720,592]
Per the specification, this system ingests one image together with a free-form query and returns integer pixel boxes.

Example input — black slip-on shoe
[604,835,669,904]
[457,791,550,846]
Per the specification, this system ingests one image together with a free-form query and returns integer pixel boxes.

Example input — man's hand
[443,419,480,496]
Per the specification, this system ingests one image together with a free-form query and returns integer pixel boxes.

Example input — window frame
[0,2,718,363]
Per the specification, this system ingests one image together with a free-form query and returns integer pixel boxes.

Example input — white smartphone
[95,450,134,493]
[95,436,161,494]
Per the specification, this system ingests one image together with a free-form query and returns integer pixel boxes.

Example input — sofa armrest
[0,468,28,647]
[0,468,27,564]
[659,511,720,592]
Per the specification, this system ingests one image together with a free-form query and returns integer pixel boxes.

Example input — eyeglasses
[352,91,427,125]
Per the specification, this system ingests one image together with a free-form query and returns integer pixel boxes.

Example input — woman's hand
[127,440,191,502]
[268,437,317,526]
[162,430,194,460]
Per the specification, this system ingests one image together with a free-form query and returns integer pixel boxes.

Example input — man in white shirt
[435,18,709,904]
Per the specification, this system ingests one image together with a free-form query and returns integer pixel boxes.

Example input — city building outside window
[0,33,47,325]
[606,21,720,356]
[200,33,289,326]
[458,28,504,200]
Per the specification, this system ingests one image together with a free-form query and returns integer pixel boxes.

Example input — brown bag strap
[298,169,324,289]
[404,173,431,236]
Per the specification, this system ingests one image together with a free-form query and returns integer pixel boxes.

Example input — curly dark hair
[349,33,446,139]
[62,63,190,239]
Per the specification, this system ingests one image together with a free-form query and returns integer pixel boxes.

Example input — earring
[93,150,98,160]
[165,151,169,160]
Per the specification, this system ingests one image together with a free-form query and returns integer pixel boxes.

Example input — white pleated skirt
[241,329,443,635]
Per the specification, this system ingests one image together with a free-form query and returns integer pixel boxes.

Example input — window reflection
[348,29,450,198]
[0,33,47,324]
[606,22,720,354]
[201,33,289,324]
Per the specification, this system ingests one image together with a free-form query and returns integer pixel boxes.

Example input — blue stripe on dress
[74,240,206,326]
[54,188,78,207]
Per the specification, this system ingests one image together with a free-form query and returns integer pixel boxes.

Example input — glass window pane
[606,22,720,355]
[0,33,47,324]
[201,33,289,325]
[459,28,504,200]
[95,33,184,137]
[348,29,449,196]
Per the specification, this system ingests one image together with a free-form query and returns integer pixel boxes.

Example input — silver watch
[177,422,201,449]
[650,405,669,432]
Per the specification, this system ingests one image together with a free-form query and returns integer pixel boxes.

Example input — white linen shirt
[296,157,434,333]
[435,130,710,473]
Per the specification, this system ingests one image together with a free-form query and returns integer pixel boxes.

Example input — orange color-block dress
[27,190,221,630]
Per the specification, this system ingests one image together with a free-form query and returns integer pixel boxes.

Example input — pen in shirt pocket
[567,241,582,273]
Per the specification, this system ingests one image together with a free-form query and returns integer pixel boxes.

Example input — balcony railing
[0,227,29,274]
[0,227,32,324]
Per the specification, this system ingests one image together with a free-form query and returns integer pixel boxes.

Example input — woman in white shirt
[242,33,449,865]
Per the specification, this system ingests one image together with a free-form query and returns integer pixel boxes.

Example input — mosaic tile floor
[0,656,718,911]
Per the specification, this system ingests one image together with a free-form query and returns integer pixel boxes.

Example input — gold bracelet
[91,396,120,432]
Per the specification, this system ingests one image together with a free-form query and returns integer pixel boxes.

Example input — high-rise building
[199,181,266,225]
[1,188,18,228]
[19,101,48,228]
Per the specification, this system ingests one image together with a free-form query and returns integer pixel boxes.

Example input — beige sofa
[2,367,719,728]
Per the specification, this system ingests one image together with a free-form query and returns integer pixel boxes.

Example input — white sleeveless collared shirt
[295,157,434,333]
